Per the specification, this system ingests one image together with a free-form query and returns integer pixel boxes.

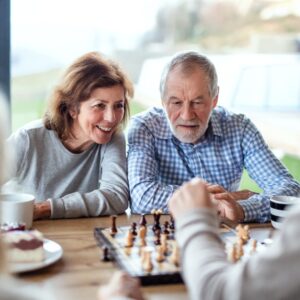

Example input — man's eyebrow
[168,96,181,101]
[191,96,204,101]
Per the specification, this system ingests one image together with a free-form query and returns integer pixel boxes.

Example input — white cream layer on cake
[2,230,44,263]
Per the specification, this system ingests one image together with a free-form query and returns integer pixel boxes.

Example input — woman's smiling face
[70,85,125,149]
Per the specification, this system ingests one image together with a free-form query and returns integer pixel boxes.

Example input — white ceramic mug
[0,193,35,229]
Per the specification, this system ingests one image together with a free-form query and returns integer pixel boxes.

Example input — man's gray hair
[159,51,218,99]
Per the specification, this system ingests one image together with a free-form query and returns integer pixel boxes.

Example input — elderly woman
[6,52,133,220]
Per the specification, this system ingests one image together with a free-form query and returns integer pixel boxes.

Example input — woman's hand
[33,201,51,220]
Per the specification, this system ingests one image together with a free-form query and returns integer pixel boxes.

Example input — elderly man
[127,51,300,222]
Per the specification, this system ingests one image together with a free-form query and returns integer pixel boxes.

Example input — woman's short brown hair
[44,52,134,141]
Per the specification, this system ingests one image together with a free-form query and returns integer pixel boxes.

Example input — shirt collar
[210,110,223,137]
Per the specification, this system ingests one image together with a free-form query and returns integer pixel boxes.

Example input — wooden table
[18,215,188,300]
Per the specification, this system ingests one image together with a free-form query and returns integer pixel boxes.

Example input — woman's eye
[115,103,125,109]
[94,103,105,109]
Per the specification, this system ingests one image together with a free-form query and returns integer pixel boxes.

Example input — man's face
[162,67,218,144]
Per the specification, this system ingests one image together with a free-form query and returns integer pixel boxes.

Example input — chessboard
[94,212,181,286]
[94,213,266,286]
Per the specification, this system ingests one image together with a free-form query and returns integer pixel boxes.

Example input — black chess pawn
[139,214,147,227]
[110,215,118,236]
[101,246,110,262]
[169,215,175,231]
[154,229,161,245]
[163,221,170,235]
[131,222,137,236]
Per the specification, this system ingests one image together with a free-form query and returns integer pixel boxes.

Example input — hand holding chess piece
[98,271,145,300]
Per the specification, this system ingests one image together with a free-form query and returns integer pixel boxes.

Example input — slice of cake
[2,230,44,263]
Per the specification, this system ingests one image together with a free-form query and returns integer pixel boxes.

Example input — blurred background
[9,0,300,189]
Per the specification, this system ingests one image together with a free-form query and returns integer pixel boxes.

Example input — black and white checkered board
[94,225,182,286]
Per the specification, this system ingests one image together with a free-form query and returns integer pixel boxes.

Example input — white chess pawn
[156,245,164,263]
[138,226,146,239]
[235,239,244,260]
[142,248,153,272]
[228,245,237,263]
[161,233,168,254]
[124,230,134,248]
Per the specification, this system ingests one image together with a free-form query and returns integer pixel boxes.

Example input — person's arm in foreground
[169,178,300,300]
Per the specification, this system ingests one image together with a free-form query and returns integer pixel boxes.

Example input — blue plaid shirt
[127,107,300,222]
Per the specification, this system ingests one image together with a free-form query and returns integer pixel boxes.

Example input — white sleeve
[176,207,300,300]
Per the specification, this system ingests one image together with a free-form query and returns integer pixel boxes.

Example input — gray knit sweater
[6,120,128,218]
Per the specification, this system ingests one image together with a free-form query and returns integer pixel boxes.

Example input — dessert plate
[9,239,63,273]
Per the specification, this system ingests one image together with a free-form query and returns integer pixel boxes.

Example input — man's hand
[33,201,51,220]
[207,184,256,201]
[168,179,246,222]
[207,184,246,222]
[168,178,214,219]
[98,271,144,300]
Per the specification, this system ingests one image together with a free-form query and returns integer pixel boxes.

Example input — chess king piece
[152,209,162,232]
